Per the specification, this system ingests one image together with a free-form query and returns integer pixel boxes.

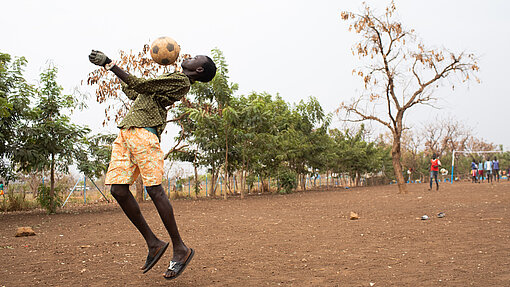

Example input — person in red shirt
[429,153,441,191]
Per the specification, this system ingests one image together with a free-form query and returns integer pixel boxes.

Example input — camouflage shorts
[105,128,164,186]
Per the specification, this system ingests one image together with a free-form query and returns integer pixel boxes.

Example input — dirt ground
[1,180,509,287]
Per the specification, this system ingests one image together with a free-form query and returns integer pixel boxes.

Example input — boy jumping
[89,50,216,280]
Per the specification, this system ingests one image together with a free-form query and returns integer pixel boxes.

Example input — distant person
[478,161,484,183]
[0,181,4,199]
[407,168,413,183]
[484,158,493,183]
[492,157,500,182]
[429,153,441,191]
[470,159,478,183]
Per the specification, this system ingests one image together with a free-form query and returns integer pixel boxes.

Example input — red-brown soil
[1,181,509,286]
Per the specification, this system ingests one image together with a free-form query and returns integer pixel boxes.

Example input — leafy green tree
[330,125,391,186]
[242,93,289,192]
[75,133,117,180]
[13,65,89,213]
[169,48,238,197]
[227,92,283,194]
[284,97,330,190]
[0,53,35,181]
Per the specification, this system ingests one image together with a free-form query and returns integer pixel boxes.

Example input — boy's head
[182,55,217,82]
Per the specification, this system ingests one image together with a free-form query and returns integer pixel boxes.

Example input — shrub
[0,190,36,212]
[37,185,63,213]
[277,170,297,194]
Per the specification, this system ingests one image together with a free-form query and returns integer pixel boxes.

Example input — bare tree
[465,137,498,152]
[422,116,473,156]
[338,2,479,193]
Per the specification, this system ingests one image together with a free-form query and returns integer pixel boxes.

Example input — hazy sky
[2,0,510,151]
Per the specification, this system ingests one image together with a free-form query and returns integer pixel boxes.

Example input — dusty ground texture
[1,181,509,287]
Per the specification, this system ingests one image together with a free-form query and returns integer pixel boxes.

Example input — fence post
[188,179,191,197]
[83,175,87,204]
[205,175,208,197]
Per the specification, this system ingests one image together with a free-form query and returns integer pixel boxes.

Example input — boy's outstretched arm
[89,50,130,83]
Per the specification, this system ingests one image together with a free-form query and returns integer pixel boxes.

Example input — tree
[339,2,479,193]
[422,116,472,156]
[283,97,329,191]
[169,49,238,197]
[0,53,35,181]
[330,125,390,186]
[224,92,283,195]
[75,133,117,180]
[244,93,289,193]
[13,65,89,213]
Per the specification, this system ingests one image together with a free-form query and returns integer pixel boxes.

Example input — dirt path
[1,181,509,286]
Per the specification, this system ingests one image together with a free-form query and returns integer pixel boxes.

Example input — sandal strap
[167,261,184,271]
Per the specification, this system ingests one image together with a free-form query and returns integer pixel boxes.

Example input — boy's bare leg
[145,184,189,262]
[110,184,167,258]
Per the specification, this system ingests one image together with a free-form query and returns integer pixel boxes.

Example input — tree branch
[343,102,393,131]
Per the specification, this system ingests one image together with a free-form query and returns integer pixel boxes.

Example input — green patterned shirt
[119,72,190,138]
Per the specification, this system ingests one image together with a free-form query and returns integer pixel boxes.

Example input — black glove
[88,50,112,67]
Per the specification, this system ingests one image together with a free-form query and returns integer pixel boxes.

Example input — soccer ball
[150,36,180,65]
[440,168,448,175]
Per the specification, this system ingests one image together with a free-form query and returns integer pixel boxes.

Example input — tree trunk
[392,134,408,194]
[209,170,217,197]
[261,179,268,193]
[224,126,228,200]
[223,173,228,200]
[135,175,143,202]
[50,154,55,213]
[240,169,245,199]
[30,172,40,199]
[194,162,199,196]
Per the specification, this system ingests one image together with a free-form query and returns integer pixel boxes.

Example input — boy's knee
[146,185,164,199]
[110,185,130,201]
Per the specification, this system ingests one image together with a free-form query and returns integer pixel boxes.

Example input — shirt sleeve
[124,73,190,107]
[121,82,139,100]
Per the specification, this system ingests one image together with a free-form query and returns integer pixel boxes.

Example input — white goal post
[450,150,502,183]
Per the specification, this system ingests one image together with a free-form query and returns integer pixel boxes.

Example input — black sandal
[164,248,195,280]
[142,242,169,274]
